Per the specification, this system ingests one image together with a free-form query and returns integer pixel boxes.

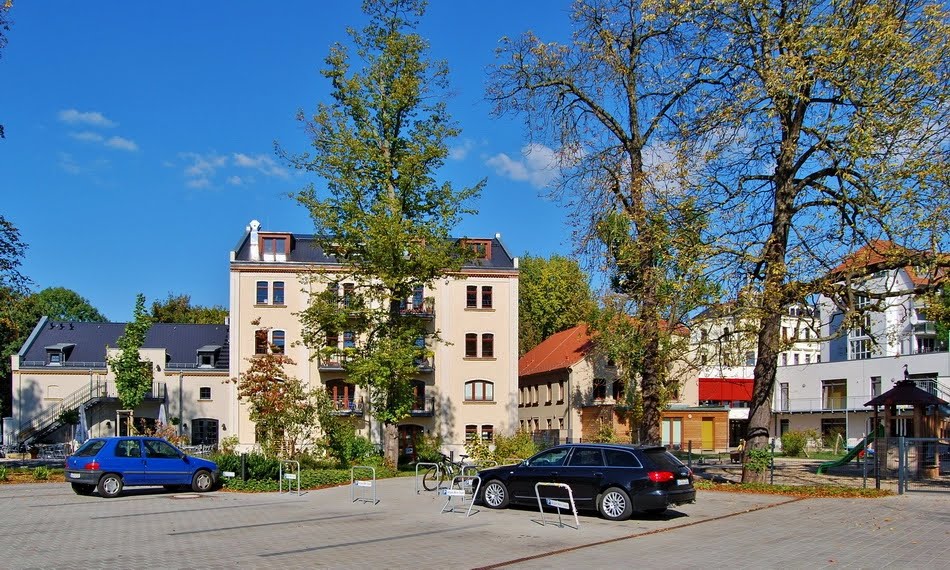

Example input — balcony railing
[913,322,937,335]
[400,297,435,319]
[328,399,365,416]
[775,395,887,413]
[409,397,435,417]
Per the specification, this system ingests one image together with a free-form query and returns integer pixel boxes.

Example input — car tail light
[648,471,675,483]
[83,461,100,470]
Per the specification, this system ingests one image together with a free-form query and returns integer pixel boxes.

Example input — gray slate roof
[231,232,517,270]
[18,318,229,370]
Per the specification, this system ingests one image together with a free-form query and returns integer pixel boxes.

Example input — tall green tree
[22,287,106,323]
[281,0,482,465]
[151,293,227,325]
[108,294,154,413]
[0,214,28,416]
[489,0,716,443]
[693,0,949,481]
[519,254,596,354]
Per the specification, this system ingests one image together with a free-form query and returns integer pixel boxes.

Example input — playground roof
[864,379,947,408]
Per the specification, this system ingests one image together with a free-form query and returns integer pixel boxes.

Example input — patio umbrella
[75,405,89,444]
[158,403,167,426]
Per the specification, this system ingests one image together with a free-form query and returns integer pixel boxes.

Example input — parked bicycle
[422,453,471,491]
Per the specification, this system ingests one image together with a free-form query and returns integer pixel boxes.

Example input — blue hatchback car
[65,436,219,498]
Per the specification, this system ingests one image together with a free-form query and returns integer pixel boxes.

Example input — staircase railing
[16,379,110,444]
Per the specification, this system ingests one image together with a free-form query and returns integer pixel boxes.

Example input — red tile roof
[831,240,946,286]
[518,324,594,378]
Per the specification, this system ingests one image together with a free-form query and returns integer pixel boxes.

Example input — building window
[822,379,847,409]
[464,239,491,260]
[482,286,493,309]
[343,283,355,308]
[481,333,494,358]
[271,330,285,354]
[466,286,478,308]
[465,424,478,441]
[343,331,356,349]
[465,333,478,357]
[192,418,219,446]
[411,380,426,411]
[273,281,285,305]
[198,352,215,368]
[850,339,871,360]
[199,386,212,400]
[781,353,788,366]
[779,419,790,435]
[255,329,268,355]
[612,379,625,402]
[779,383,789,411]
[557,381,565,404]
[820,418,846,443]
[481,425,494,441]
[326,331,338,348]
[856,294,871,309]
[412,285,424,310]
[326,380,356,408]
[546,383,552,405]
[793,353,800,365]
[805,354,811,364]
[871,376,881,398]
[465,380,494,402]
[745,351,756,366]
[593,378,607,400]
[49,352,62,365]
[256,281,268,304]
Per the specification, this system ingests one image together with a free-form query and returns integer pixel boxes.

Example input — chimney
[248,219,261,261]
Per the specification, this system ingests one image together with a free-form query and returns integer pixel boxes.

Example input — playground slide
[816,428,882,475]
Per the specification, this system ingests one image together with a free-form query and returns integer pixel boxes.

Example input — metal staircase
[15,380,167,445]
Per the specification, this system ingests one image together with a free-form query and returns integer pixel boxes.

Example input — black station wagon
[477,443,695,521]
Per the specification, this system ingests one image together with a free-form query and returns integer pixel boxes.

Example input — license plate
[69,473,80,479]
[676,478,689,486]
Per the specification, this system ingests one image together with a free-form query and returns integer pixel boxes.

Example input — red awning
[699,378,753,401]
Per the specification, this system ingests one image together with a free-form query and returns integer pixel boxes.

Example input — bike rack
[279,460,301,496]
[415,462,441,494]
[534,482,579,529]
[439,475,481,517]
[351,465,379,505]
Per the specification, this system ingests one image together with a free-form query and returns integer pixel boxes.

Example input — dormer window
[196,345,222,368]
[45,343,75,366]
[258,233,291,262]
[463,239,492,261]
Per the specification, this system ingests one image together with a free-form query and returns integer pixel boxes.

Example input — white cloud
[69,131,104,143]
[227,175,244,186]
[449,139,475,160]
[232,152,290,178]
[105,136,139,152]
[58,109,117,128]
[58,152,81,174]
[186,177,211,189]
[182,152,227,178]
[485,143,561,188]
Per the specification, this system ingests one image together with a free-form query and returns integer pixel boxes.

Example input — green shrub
[413,433,443,463]
[492,431,538,463]
[745,448,772,473]
[0,467,7,481]
[464,437,493,463]
[781,429,820,457]
[219,435,239,455]
[33,466,51,481]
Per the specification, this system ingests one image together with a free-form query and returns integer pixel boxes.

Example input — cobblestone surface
[0,476,945,569]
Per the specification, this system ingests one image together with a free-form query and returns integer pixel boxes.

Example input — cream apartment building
[228,220,519,459]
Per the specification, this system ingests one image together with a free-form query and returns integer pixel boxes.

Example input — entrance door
[701,418,715,450]
[117,410,132,436]
[398,425,423,461]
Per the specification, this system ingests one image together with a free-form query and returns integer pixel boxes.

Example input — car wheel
[598,487,633,521]
[97,474,124,498]
[482,480,510,509]
[192,470,214,492]
[71,483,95,496]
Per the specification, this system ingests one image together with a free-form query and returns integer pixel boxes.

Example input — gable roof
[831,240,946,286]
[519,324,594,378]
[18,317,230,370]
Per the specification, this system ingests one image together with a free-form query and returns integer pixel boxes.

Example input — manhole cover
[170,493,202,500]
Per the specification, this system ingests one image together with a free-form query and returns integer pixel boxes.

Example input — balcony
[415,354,434,373]
[913,322,937,335]
[317,348,355,372]
[409,397,435,417]
[328,399,365,416]
[400,296,435,320]
[775,395,879,413]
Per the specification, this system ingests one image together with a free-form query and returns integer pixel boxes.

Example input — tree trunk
[383,422,399,468]
[638,332,663,445]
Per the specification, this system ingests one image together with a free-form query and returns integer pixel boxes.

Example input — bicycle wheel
[422,466,442,491]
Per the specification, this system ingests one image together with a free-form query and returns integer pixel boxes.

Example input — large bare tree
[694,0,949,481]
[489,0,717,443]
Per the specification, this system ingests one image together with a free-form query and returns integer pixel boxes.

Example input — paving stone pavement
[0,478,946,569]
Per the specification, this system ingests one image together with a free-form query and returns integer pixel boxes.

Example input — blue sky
[1,1,579,322]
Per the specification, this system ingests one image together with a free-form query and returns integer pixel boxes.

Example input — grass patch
[694,479,892,498]
[0,467,64,484]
